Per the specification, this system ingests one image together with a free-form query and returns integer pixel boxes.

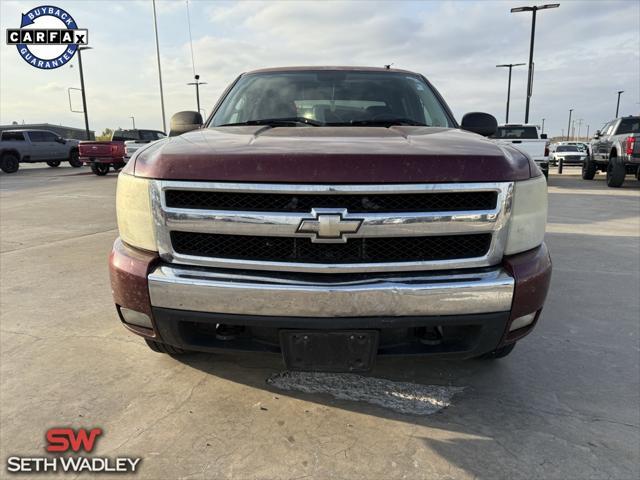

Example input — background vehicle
[80,129,164,176]
[550,145,587,167]
[491,124,549,178]
[549,141,588,164]
[124,130,166,159]
[111,67,551,371]
[0,129,81,174]
[583,116,640,187]
[560,141,588,151]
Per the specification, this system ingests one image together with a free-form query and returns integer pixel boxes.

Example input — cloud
[0,0,638,136]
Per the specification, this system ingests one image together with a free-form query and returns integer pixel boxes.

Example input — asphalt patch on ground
[267,371,464,415]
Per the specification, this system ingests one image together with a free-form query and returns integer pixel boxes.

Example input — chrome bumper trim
[148,265,515,318]
[163,208,500,238]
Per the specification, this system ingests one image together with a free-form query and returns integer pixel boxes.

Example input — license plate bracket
[280,330,379,372]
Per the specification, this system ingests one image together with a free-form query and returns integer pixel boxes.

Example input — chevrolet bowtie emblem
[297,209,363,243]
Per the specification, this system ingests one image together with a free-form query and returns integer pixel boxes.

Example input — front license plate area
[280,330,379,372]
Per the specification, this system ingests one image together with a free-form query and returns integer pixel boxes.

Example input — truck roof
[2,128,56,133]
[245,66,420,75]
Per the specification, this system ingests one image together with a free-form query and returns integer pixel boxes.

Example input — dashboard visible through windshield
[210,70,454,128]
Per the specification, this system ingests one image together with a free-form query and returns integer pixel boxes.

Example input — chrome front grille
[151,181,513,273]
[170,232,493,263]
[164,189,498,213]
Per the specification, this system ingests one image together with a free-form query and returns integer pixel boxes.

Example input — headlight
[504,175,547,255]
[116,173,157,251]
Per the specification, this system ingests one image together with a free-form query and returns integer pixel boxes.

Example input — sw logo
[5,5,89,70]
[46,427,102,453]
[5,427,141,474]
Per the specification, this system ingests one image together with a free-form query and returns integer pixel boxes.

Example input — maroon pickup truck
[110,67,551,372]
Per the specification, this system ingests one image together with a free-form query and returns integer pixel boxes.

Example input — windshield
[557,146,579,152]
[493,126,539,139]
[113,130,165,141]
[616,117,640,135]
[210,71,453,127]
[112,130,140,141]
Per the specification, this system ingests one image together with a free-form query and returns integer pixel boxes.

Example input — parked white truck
[491,124,549,178]
[0,129,82,173]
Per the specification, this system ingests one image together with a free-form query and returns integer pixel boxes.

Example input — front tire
[0,153,20,173]
[91,163,110,176]
[480,342,516,359]
[47,160,61,168]
[582,155,597,180]
[606,157,625,188]
[68,150,82,168]
[145,339,187,355]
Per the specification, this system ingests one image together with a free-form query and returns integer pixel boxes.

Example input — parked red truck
[110,67,551,372]
[79,129,165,176]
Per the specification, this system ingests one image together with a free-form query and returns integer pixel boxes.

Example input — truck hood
[131,126,534,182]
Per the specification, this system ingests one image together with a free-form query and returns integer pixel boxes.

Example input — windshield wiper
[338,118,428,127]
[219,117,322,127]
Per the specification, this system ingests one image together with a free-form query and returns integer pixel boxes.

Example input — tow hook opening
[417,326,444,346]
[215,324,246,340]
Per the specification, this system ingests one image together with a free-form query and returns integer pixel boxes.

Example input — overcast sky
[1,0,638,137]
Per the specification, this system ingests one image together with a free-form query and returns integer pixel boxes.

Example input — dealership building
[0,123,95,140]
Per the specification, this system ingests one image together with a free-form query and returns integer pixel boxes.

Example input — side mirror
[170,111,203,136]
[593,130,601,139]
[540,133,548,139]
[55,137,66,144]
[460,112,498,137]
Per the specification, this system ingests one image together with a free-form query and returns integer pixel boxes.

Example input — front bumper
[109,239,551,358]
[556,157,586,166]
[80,156,125,164]
[148,267,514,318]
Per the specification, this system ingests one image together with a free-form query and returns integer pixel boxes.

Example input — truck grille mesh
[165,190,498,213]
[170,232,492,264]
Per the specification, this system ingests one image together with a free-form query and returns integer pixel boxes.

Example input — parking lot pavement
[1,166,638,479]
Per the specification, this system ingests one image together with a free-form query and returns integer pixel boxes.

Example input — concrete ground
[1,165,639,479]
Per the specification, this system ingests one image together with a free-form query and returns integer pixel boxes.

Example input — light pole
[76,46,92,140]
[511,3,560,124]
[187,74,207,113]
[496,63,526,123]
[130,116,136,129]
[541,117,545,134]
[586,125,590,139]
[576,118,583,140]
[152,0,167,133]
[616,90,624,117]
[566,108,573,141]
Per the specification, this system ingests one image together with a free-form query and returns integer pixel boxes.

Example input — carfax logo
[5,5,88,69]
